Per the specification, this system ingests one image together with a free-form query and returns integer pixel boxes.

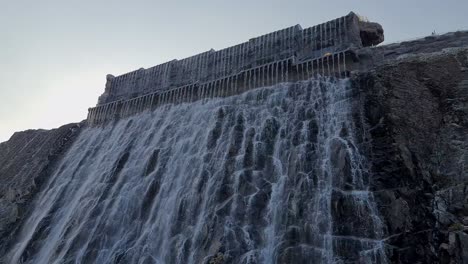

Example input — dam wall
[89,12,383,125]
[88,52,352,125]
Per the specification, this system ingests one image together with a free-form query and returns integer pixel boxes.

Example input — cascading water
[5,78,387,264]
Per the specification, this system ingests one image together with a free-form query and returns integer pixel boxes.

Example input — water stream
[6,78,387,264]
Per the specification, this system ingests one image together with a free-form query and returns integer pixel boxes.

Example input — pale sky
[1,0,467,142]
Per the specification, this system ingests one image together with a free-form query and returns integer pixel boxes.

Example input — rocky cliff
[0,123,82,254]
[355,47,468,263]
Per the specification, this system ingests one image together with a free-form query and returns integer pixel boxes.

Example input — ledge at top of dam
[96,12,384,106]
[86,12,384,126]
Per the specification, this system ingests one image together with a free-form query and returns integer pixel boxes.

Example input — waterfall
[5,78,387,264]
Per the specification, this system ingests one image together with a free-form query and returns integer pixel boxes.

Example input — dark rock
[0,122,83,254]
[354,47,468,263]
[359,20,384,47]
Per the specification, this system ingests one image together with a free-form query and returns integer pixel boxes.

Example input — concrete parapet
[96,12,383,106]
[88,50,354,126]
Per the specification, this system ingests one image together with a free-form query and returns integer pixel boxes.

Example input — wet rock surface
[354,47,468,263]
[0,122,83,254]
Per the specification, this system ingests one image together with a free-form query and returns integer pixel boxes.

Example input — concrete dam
[3,9,468,264]
[87,12,384,125]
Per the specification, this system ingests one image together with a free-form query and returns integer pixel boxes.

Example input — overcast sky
[1,0,467,142]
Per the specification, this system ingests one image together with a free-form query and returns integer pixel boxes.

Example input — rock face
[358,20,384,47]
[0,123,82,254]
[354,47,468,263]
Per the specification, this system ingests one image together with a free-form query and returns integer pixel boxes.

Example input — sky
[1,0,467,142]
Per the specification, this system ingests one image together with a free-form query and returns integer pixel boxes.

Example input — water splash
[6,78,387,264]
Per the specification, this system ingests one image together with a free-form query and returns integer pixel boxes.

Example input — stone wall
[88,51,353,126]
[97,12,383,105]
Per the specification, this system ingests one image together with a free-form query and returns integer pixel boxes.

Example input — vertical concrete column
[166,90,171,105]
[301,63,304,80]
[114,101,120,120]
[343,16,347,44]
[161,92,165,105]
[133,98,138,113]
[93,107,98,125]
[206,83,210,100]
[342,52,347,78]
[206,83,211,100]
[231,76,235,96]
[90,108,95,126]
[226,77,230,96]
[103,105,108,123]
[230,76,235,96]
[98,106,104,124]
[338,53,342,78]
[157,92,162,107]
[198,84,203,101]
[189,85,194,102]
[150,94,155,109]
[95,106,100,124]
[241,71,246,92]
[253,69,257,88]
[207,82,212,99]
[301,61,307,80]
[126,100,131,117]
[332,53,336,77]
[251,69,255,89]
[209,82,213,98]
[155,94,161,108]
[135,98,140,113]
[201,84,207,101]
[107,103,112,122]
[120,102,125,118]
[133,98,137,114]
[180,86,185,103]
[195,85,199,102]
[127,99,132,116]
[171,90,176,104]
[87,108,92,125]
[99,106,104,124]
[224,77,229,96]
[220,78,225,97]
